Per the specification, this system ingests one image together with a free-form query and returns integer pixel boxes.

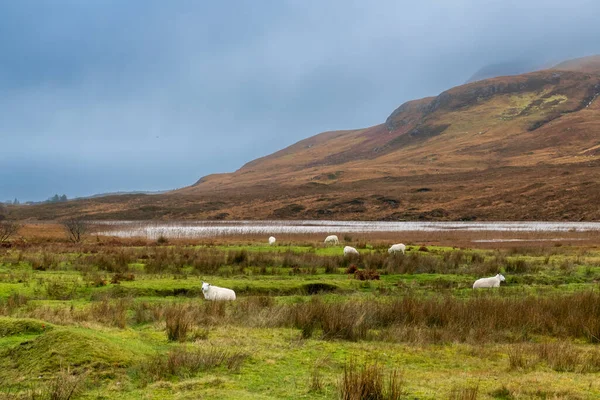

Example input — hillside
[11,55,600,221]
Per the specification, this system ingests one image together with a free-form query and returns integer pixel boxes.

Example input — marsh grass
[338,359,404,400]
[165,303,194,342]
[90,297,131,328]
[138,346,248,384]
[507,341,600,373]
[288,291,600,344]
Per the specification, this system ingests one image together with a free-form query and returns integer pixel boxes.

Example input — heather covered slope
[182,64,600,192]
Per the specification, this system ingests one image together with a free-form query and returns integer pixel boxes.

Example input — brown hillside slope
[11,56,600,221]
[181,66,600,191]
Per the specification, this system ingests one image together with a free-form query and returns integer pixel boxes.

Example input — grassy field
[1,229,600,399]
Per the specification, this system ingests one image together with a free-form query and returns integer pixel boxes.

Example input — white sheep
[268,236,276,245]
[324,235,339,245]
[472,274,506,289]
[343,246,359,256]
[388,243,406,254]
[201,281,236,301]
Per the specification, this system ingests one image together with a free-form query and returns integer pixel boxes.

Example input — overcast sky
[1,0,599,201]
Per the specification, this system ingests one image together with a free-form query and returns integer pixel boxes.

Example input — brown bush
[111,272,135,284]
[354,269,380,281]
[346,264,359,274]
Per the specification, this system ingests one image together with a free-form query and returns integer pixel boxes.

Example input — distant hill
[75,190,167,200]
[12,55,600,221]
[552,55,600,73]
[465,60,541,83]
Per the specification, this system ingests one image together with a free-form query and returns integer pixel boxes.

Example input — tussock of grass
[136,346,248,385]
[165,303,194,342]
[338,359,404,400]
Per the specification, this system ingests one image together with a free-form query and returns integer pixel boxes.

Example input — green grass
[2,243,600,398]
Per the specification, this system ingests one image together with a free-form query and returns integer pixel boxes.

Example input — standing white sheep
[201,281,236,300]
[268,236,276,245]
[343,246,359,256]
[472,274,506,289]
[388,243,406,254]
[324,235,339,245]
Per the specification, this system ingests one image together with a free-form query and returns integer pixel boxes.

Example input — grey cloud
[1,0,599,201]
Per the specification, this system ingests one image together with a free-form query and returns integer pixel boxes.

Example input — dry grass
[28,368,86,400]
[165,303,194,342]
[138,346,248,384]
[507,341,600,373]
[90,297,131,328]
[287,292,600,344]
[338,359,404,400]
[448,383,479,400]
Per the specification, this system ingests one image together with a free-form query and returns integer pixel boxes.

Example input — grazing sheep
[344,246,359,256]
[201,281,236,301]
[472,274,506,289]
[268,236,276,245]
[324,235,339,245]
[388,243,406,254]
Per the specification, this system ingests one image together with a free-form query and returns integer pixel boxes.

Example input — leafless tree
[0,221,21,243]
[62,218,89,243]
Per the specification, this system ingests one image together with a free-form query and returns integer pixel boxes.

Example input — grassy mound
[0,327,144,379]
[0,317,54,337]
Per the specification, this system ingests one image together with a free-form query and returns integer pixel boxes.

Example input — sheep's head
[497,274,506,281]
[201,282,210,292]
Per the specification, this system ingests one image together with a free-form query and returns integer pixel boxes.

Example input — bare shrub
[0,221,20,243]
[62,218,89,243]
